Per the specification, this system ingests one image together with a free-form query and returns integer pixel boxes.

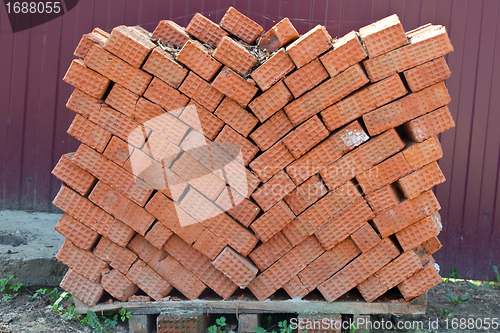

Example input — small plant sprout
[493,265,500,284]
[440,308,455,318]
[120,308,132,322]
[208,316,226,333]
[445,293,470,306]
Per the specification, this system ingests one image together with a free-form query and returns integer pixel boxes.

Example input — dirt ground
[0,280,498,333]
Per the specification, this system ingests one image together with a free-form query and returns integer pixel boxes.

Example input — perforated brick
[176,40,222,82]
[213,36,259,76]
[286,25,332,68]
[258,18,299,52]
[219,7,263,44]
[186,13,229,47]
[251,49,295,91]
[248,80,293,122]
[143,47,188,88]
[212,68,259,108]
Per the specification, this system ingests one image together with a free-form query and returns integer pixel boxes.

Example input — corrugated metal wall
[1,0,499,281]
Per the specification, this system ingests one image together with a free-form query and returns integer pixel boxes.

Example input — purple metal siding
[0,0,498,281]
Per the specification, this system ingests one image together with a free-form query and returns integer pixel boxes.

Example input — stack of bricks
[53,8,455,306]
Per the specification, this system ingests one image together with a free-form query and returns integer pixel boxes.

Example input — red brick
[284,64,369,126]
[52,153,97,196]
[286,139,342,185]
[397,162,446,199]
[283,115,329,159]
[214,98,258,137]
[179,188,258,256]
[143,47,189,88]
[363,24,454,82]
[102,269,139,302]
[329,120,370,155]
[156,255,207,300]
[127,235,167,270]
[402,136,443,171]
[248,236,324,301]
[396,213,442,252]
[93,238,137,274]
[320,151,364,191]
[286,25,332,68]
[212,67,259,107]
[128,295,151,302]
[219,7,263,44]
[74,30,108,59]
[284,175,328,215]
[355,128,405,170]
[145,222,174,250]
[250,200,295,242]
[357,274,389,303]
[126,260,173,301]
[103,136,133,167]
[176,40,222,82]
[66,89,102,118]
[67,115,111,153]
[152,20,191,47]
[365,184,401,215]
[215,187,260,227]
[249,141,294,183]
[397,262,441,301]
[52,184,113,231]
[251,171,296,212]
[351,223,381,253]
[103,25,155,68]
[73,144,153,206]
[249,110,294,150]
[186,13,229,47]
[157,312,209,333]
[403,106,455,142]
[248,232,292,271]
[126,148,171,191]
[376,251,423,290]
[421,236,442,255]
[179,72,224,112]
[283,276,309,298]
[404,57,451,92]
[165,235,238,300]
[98,217,136,248]
[56,240,108,283]
[63,59,111,99]
[144,77,190,113]
[60,269,104,306]
[213,247,259,289]
[249,80,293,122]
[89,181,155,235]
[214,125,259,166]
[179,101,224,140]
[341,200,375,233]
[284,58,329,98]
[212,36,259,76]
[251,49,295,91]
[55,213,99,251]
[320,31,367,77]
[258,18,299,52]
[105,85,138,118]
[298,237,361,291]
[358,14,408,58]
[314,216,349,251]
[192,228,226,260]
[356,153,412,195]
[85,45,152,95]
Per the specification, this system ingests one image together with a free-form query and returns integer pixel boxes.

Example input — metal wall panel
[0,0,498,281]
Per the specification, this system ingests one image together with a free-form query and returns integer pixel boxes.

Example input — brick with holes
[351,223,381,253]
[152,20,191,47]
[283,276,310,298]
[212,68,259,108]
[283,115,329,159]
[143,47,188,88]
[52,153,97,196]
[63,59,111,99]
[249,80,293,122]
[213,36,259,76]
[60,269,104,307]
[251,171,296,212]
[251,49,295,91]
[186,13,228,47]
[249,110,294,151]
[320,31,367,77]
[103,25,156,68]
[248,232,293,271]
[56,240,108,283]
[358,14,408,58]
[286,25,332,68]
[214,98,258,137]
[66,89,103,118]
[176,40,222,82]
[192,228,226,260]
[284,58,329,98]
[219,7,263,43]
[156,255,207,300]
[213,247,259,289]
[102,269,139,302]
[55,213,99,251]
[404,106,455,142]
[258,18,299,52]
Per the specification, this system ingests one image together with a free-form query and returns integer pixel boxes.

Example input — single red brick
[93,238,137,274]
[55,213,99,251]
[215,186,260,227]
[396,213,442,252]
[351,223,381,253]
[165,235,238,300]
[329,120,370,155]
[219,7,263,44]
[215,125,259,166]
[145,222,174,250]
[155,255,207,300]
[56,240,109,283]
[179,101,224,140]
[249,141,294,183]
[152,20,191,47]
[397,161,446,199]
[314,216,349,251]
[283,58,329,98]
[397,262,442,301]
[127,260,173,301]
[283,276,310,298]
[212,67,259,107]
[102,270,139,302]
[63,59,111,99]
[84,45,152,95]
[179,72,224,112]
[103,25,156,68]
[127,295,151,302]
[357,274,389,303]
[157,312,209,333]
[258,18,299,52]
[213,36,259,76]
[52,153,97,196]
[143,47,188,88]
[284,63,369,126]
[192,228,226,260]
[251,49,295,91]
[356,153,412,195]
[251,171,296,212]
[214,98,258,137]
[365,184,401,215]
[283,115,329,159]
[320,31,367,77]
[284,175,328,215]
[66,89,103,118]
[74,30,108,59]
[403,106,455,142]
[249,110,294,151]
[420,236,442,255]
[250,200,295,242]
[376,251,423,291]
[359,14,408,58]
[60,269,104,306]
[186,13,229,47]
[102,136,132,167]
[320,151,365,191]
[176,40,222,82]
[402,136,443,171]
[144,77,190,113]
[286,25,332,68]
[89,181,155,235]
[355,128,405,170]
[404,57,451,92]
[341,200,375,233]
[98,216,136,248]
[249,80,293,122]
[104,85,138,118]
[127,234,168,270]
[248,232,292,271]
[213,247,259,289]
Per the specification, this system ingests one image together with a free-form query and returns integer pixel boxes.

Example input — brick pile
[53,9,454,306]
